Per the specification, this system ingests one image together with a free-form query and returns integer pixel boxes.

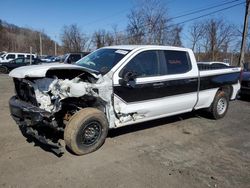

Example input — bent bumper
[9,96,63,155]
[9,96,52,125]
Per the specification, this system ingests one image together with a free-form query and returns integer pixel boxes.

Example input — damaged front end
[9,65,114,155]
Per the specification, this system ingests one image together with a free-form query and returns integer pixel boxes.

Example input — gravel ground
[0,74,250,188]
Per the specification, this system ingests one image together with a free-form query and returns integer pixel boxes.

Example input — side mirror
[119,70,137,88]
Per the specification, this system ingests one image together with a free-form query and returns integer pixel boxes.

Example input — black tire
[209,91,229,119]
[0,66,8,74]
[64,108,109,155]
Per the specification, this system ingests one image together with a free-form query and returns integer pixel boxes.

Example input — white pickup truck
[9,45,241,155]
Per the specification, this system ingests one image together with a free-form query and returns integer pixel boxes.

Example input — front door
[112,49,198,126]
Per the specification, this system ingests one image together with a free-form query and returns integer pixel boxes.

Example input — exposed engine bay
[13,68,116,125]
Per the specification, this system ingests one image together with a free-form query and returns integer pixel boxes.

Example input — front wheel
[64,108,109,155]
[209,91,229,119]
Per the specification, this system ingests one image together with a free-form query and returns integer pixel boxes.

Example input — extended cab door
[112,48,199,126]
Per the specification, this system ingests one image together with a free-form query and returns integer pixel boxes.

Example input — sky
[0,0,246,48]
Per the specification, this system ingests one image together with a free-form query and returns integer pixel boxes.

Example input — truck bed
[198,64,236,71]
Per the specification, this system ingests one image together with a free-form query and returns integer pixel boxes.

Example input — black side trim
[114,78,198,103]
[200,72,240,91]
[114,72,240,103]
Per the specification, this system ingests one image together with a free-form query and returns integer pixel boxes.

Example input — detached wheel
[0,66,8,74]
[64,108,109,155]
[209,91,229,119]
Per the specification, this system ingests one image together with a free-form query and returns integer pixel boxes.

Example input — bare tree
[126,0,173,45]
[189,21,205,51]
[201,18,236,61]
[127,8,145,44]
[61,24,87,52]
[112,25,126,45]
[92,29,114,49]
[169,26,182,47]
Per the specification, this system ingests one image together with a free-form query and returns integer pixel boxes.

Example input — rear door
[113,49,199,126]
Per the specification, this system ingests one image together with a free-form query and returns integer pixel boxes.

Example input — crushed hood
[9,63,97,78]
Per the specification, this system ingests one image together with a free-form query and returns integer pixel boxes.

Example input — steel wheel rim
[217,97,227,115]
[81,121,102,146]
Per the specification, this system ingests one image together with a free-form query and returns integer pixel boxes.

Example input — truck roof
[103,45,190,51]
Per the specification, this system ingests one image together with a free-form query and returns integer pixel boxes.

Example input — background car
[0,57,42,74]
[61,52,90,64]
[0,53,37,63]
[198,61,230,67]
[240,63,250,97]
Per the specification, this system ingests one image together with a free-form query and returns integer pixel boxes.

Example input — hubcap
[81,121,101,146]
[217,97,227,115]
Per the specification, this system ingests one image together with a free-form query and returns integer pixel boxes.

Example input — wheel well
[60,97,106,114]
[218,85,233,99]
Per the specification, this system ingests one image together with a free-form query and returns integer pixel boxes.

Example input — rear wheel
[64,108,109,155]
[209,91,229,119]
[0,66,8,74]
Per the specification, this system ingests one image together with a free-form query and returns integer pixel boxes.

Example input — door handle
[153,82,164,87]
[188,78,197,82]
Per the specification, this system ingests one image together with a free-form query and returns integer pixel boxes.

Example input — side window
[16,58,24,63]
[69,54,81,63]
[164,50,191,74]
[121,50,160,77]
[6,54,16,60]
[18,55,25,58]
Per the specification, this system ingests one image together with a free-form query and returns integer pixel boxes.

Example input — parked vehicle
[61,52,90,64]
[39,55,59,62]
[0,51,7,57]
[240,63,250,96]
[8,45,241,155]
[198,61,230,67]
[0,53,37,63]
[0,57,42,74]
[39,55,53,62]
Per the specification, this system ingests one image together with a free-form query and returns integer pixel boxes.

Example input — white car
[9,45,241,155]
[0,53,37,63]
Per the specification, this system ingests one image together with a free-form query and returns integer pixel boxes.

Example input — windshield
[75,48,130,73]
[1,54,6,58]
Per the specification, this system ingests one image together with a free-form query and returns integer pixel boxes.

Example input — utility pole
[39,33,42,56]
[30,46,32,65]
[239,0,250,67]
[54,35,57,56]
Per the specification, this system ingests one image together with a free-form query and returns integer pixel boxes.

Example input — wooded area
[0,20,62,55]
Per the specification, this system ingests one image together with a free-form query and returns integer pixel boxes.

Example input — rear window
[164,50,191,74]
